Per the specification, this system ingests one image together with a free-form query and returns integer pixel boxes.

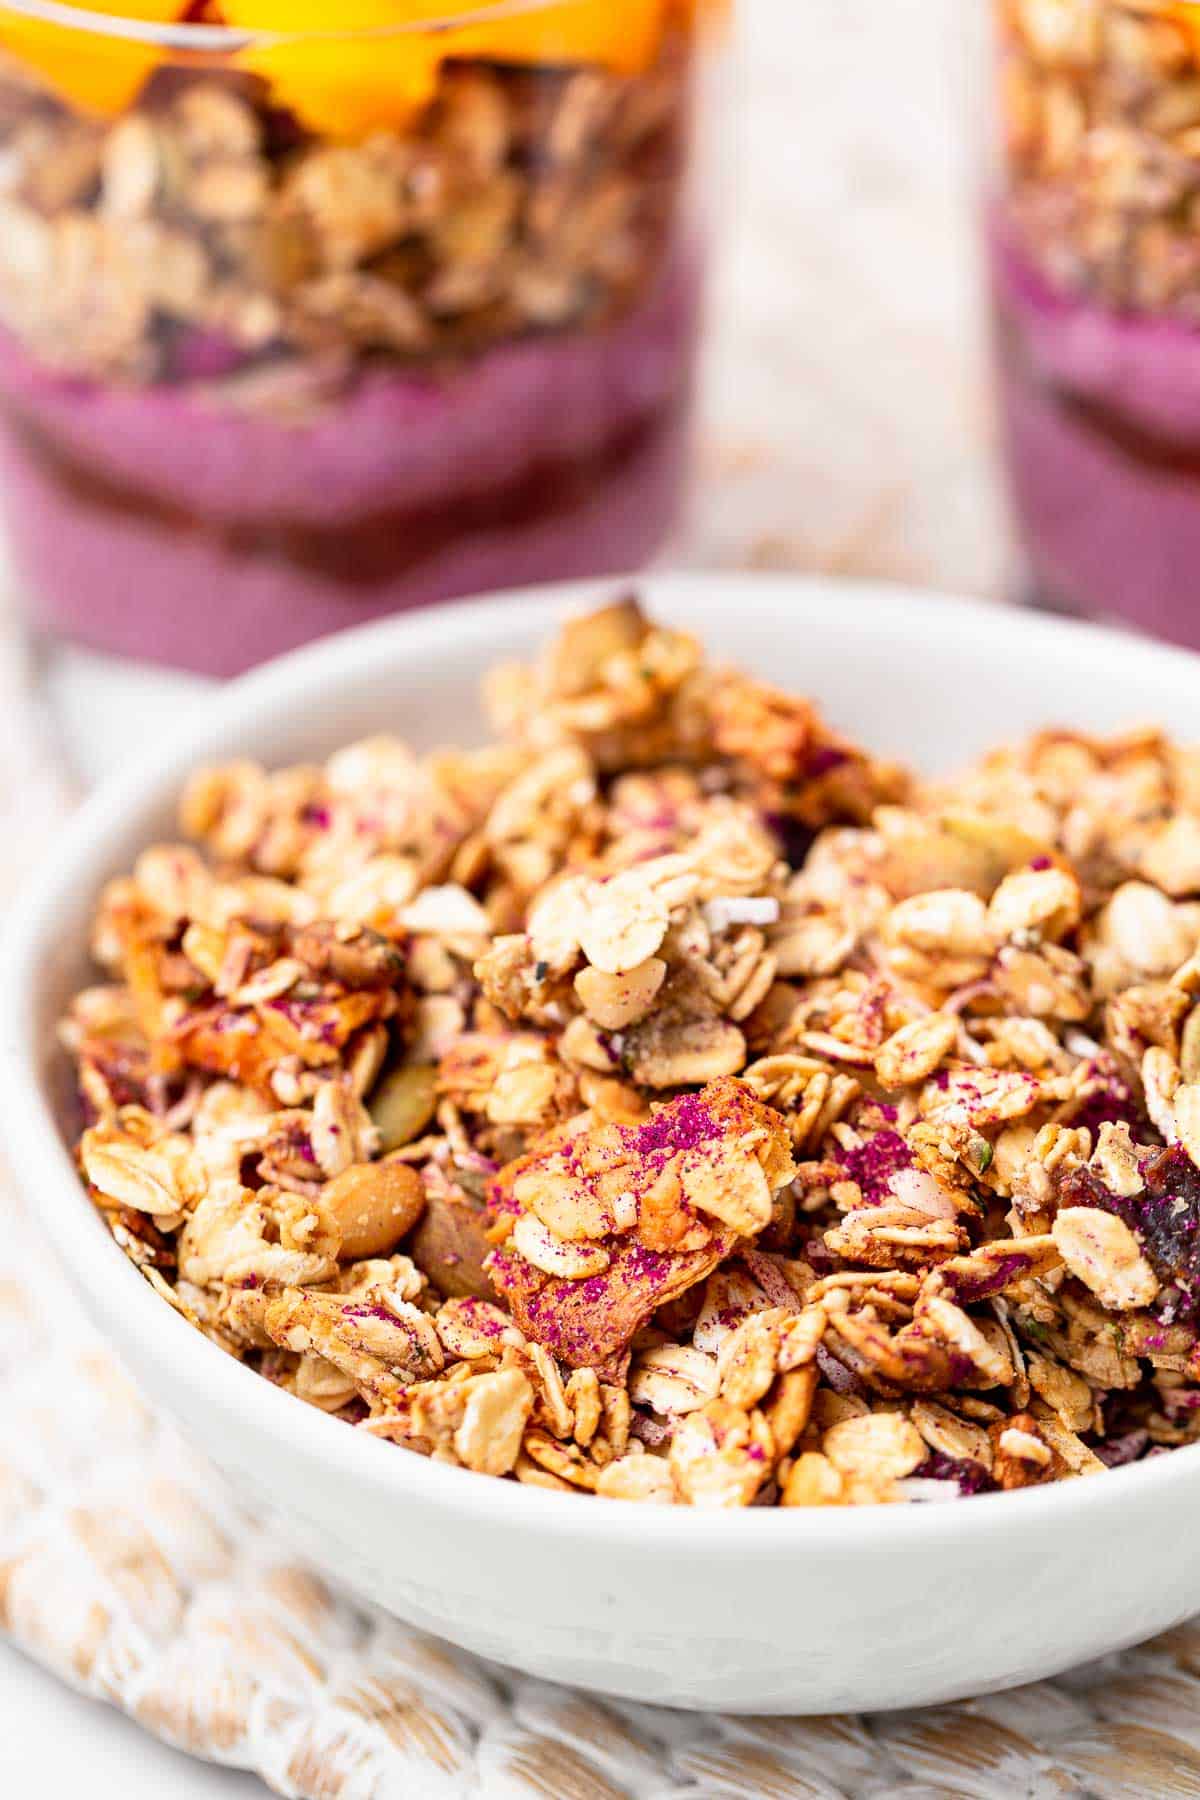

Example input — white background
[0,1643,263,1795]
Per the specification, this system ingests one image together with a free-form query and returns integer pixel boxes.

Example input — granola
[995,0,1200,319]
[0,12,693,385]
[59,595,1200,1506]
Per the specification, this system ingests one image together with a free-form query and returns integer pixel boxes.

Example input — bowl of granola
[8,573,1200,1713]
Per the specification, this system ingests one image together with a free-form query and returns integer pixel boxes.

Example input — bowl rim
[6,568,1200,1551]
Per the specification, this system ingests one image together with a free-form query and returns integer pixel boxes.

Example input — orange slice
[1164,3,1200,56]
[223,0,667,141]
[0,1,186,117]
[450,0,666,78]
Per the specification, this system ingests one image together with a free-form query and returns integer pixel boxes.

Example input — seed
[369,1063,439,1151]
[410,1193,497,1301]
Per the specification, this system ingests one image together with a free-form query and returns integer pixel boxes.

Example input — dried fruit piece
[487,1079,794,1365]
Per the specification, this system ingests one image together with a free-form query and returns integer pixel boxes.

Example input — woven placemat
[3,1189,1200,1799]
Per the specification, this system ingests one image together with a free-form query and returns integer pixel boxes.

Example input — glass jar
[0,0,715,676]
[985,0,1200,646]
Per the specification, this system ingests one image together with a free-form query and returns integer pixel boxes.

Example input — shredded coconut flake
[703,896,780,933]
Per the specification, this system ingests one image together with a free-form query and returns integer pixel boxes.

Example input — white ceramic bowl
[6,573,1200,1716]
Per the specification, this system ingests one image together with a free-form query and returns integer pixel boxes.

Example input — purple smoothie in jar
[0,1,715,677]
[988,0,1200,648]
[990,224,1200,647]
[0,247,698,677]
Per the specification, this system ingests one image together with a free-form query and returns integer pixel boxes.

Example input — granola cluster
[0,19,690,386]
[996,0,1200,317]
[59,596,1200,1506]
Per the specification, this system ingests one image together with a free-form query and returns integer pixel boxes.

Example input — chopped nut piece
[409,1186,496,1302]
[574,957,666,1030]
[369,1064,439,1152]
[1090,1122,1144,1200]
[322,1161,426,1262]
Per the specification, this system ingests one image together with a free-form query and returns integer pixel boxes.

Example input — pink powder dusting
[837,1130,913,1204]
[458,1298,504,1338]
[629,1094,720,1161]
[532,1094,723,1200]
[623,1245,675,1284]
[488,1087,748,1361]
